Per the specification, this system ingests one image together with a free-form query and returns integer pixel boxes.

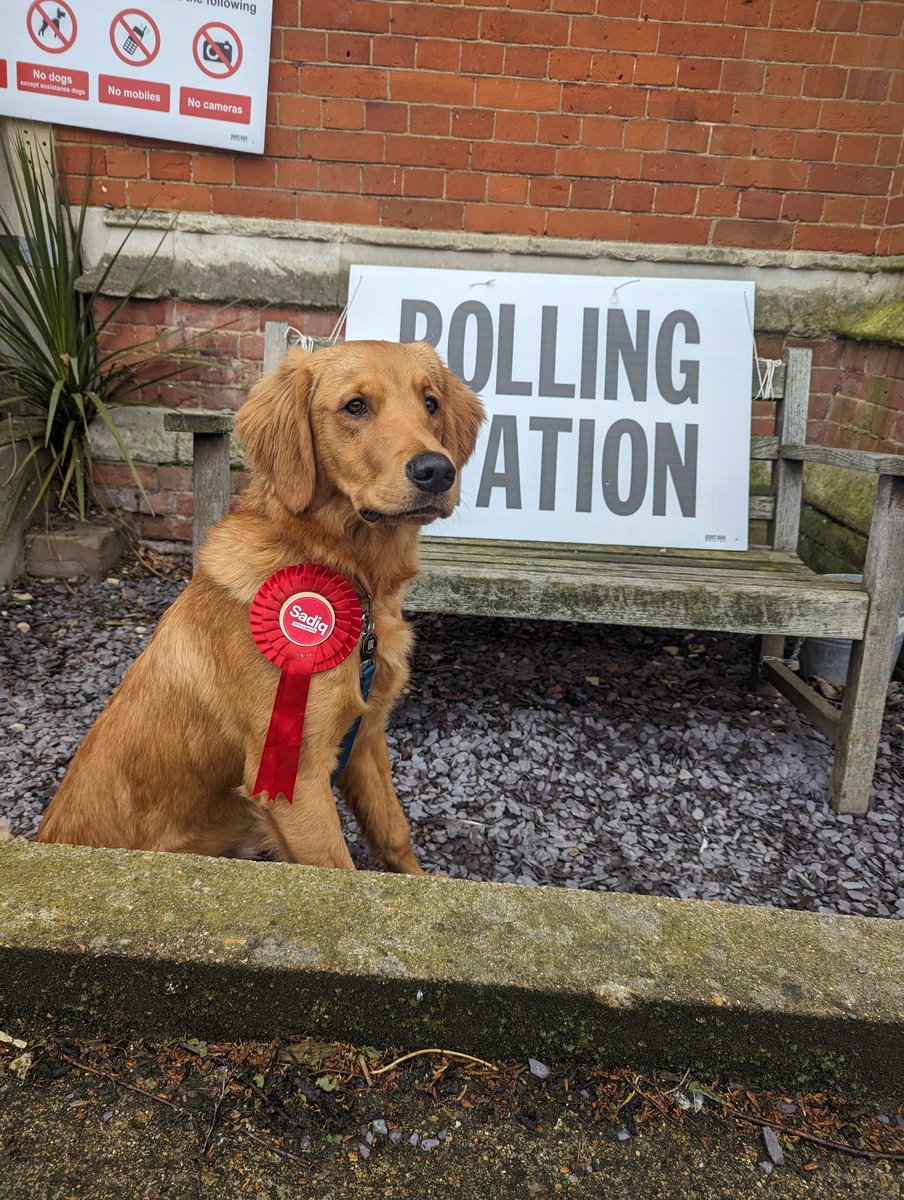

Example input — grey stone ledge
[1,840,902,1092]
[93,208,904,275]
[78,209,904,342]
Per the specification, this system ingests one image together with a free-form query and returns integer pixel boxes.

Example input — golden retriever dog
[38,340,484,873]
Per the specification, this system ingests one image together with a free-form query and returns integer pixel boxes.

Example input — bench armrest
[781,443,904,477]
[163,411,235,435]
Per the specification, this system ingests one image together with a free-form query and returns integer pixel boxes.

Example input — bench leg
[751,634,785,693]
[830,476,904,814]
[192,431,232,570]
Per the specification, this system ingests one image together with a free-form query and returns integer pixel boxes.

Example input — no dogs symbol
[110,9,161,67]
[27,0,78,53]
[192,22,243,79]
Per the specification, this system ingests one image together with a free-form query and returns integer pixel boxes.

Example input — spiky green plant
[0,135,177,533]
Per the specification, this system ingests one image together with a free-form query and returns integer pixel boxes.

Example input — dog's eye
[424,395,439,416]
[344,397,368,416]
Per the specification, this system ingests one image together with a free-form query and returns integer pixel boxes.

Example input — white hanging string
[329,275,363,344]
[754,355,783,400]
[285,326,318,352]
[743,291,783,399]
[281,276,364,353]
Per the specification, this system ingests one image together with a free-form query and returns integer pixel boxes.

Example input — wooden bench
[165,322,904,816]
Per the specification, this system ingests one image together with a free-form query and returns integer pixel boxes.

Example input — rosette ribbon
[249,564,362,804]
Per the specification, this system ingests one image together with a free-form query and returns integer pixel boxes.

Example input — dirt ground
[1,1030,900,1200]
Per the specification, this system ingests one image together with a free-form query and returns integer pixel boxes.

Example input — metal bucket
[798,574,904,686]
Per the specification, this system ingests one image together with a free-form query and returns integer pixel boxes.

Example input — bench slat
[418,537,814,574]
[782,444,904,477]
[409,540,868,638]
[750,436,780,460]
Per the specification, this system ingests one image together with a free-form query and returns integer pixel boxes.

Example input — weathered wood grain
[781,444,904,477]
[770,347,809,553]
[264,321,290,373]
[163,411,233,435]
[409,541,868,638]
[760,659,840,743]
[191,433,231,568]
[750,436,780,461]
[831,475,904,813]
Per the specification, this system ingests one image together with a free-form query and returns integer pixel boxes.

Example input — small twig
[134,546,168,578]
[357,1054,374,1087]
[699,1089,904,1163]
[236,1125,309,1165]
[57,1052,178,1109]
[661,1067,691,1095]
[197,1067,231,1197]
[631,1076,683,1126]
[370,1048,497,1077]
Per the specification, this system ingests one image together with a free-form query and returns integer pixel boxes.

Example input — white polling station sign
[346,265,755,551]
[0,0,272,154]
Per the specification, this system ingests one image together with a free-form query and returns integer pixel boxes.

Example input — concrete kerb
[2,842,901,1095]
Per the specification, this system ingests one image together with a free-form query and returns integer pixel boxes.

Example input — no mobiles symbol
[27,0,78,53]
[110,9,161,67]
[192,22,243,80]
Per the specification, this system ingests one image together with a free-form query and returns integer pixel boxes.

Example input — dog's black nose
[406,452,456,495]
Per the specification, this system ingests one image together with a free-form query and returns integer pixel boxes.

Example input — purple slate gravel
[1,551,902,919]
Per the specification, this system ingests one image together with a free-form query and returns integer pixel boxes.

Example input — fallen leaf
[280,1040,336,1068]
[10,1052,34,1079]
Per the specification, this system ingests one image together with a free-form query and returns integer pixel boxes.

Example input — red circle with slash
[111,9,161,67]
[192,22,242,79]
[27,0,78,54]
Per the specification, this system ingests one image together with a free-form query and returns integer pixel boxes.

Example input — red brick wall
[807,339,904,453]
[754,338,904,454]
[57,0,903,256]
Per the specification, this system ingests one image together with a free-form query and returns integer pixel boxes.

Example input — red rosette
[249,564,362,804]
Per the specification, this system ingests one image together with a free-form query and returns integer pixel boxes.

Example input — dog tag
[361,614,378,662]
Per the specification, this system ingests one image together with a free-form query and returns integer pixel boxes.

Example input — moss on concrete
[802,464,877,541]
[798,507,867,576]
[836,301,904,347]
[1,842,902,1093]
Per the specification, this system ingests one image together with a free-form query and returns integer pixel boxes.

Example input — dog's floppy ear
[440,367,485,468]
[236,348,317,513]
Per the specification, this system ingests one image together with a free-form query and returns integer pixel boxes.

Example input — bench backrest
[261,321,812,556]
